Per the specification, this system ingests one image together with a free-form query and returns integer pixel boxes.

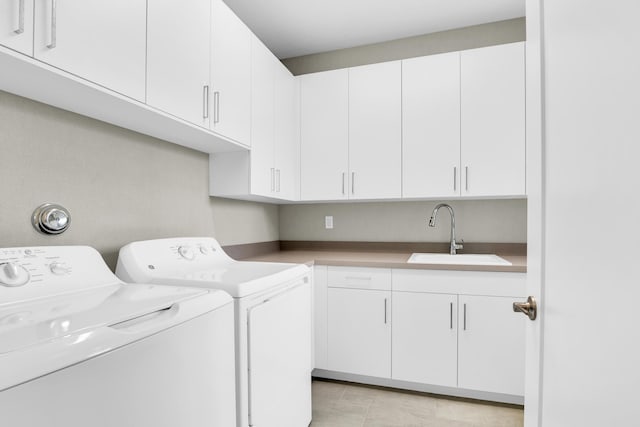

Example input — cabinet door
[299,69,349,201]
[34,0,146,101]
[147,0,210,126]
[348,61,402,199]
[210,0,251,145]
[250,35,276,197]
[274,64,298,200]
[328,288,391,378]
[461,42,525,197]
[402,52,461,198]
[458,295,525,395]
[392,292,458,387]
[313,266,328,370]
[1,0,34,55]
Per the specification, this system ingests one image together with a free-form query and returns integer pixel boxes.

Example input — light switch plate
[325,216,334,229]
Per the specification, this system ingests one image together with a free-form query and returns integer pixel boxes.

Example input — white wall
[0,90,278,269]
[283,18,525,75]
[280,199,526,243]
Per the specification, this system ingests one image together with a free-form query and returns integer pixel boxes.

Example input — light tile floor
[311,379,524,427]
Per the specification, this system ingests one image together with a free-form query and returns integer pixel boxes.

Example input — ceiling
[223,0,525,59]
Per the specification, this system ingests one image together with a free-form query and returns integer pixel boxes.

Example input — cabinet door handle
[203,85,210,119]
[276,169,281,192]
[270,168,275,192]
[46,0,57,49]
[453,166,457,192]
[342,172,345,195]
[344,276,371,281]
[465,166,469,192]
[450,302,453,329]
[351,172,355,195]
[14,0,25,34]
[463,303,467,330]
[213,91,220,124]
[384,298,388,324]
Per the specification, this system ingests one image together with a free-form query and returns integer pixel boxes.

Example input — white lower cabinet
[328,287,391,378]
[392,292,458,387]
[312,266,328,370]
[319,266,526,401]
[326,267,392,378]
[458,295,525,396]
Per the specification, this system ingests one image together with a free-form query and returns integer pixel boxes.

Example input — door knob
[513,296,537,321]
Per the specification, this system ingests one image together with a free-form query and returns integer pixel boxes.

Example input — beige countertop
[245,250,527,273]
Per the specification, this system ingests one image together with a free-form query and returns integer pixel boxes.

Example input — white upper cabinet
[210,0,251,146]
[250,35,277,197]
[33,0,146,101]
[147,0,211,126]
[274,63,298,200]
[348,61,402,199]
[461,42,525,197]
[299,69,349,201]
[402,52,461,198]
[1,0,34,55]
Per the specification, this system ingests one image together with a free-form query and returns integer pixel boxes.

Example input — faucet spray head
[428,215,437,227]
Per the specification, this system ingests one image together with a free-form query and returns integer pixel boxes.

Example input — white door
[147,0,210,126]
[458,295,525,396]
[33,0,146,101]
[328,287,391,378]
[349,61,402,199]
[210,0,251,145]
[392,291,458,387]
[461,42,525,197]
[535,1,640,426]
[274,64,298,200]
[1,0,33,55]
[247,283,312,427]
[299,69,349,201]
[250,35,276,197]
[402,52,461,198]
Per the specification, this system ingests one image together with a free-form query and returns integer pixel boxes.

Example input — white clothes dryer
[116,237,312,427]
[0,245,236,427]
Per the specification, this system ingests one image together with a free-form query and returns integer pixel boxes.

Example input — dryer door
[247,279,312,427]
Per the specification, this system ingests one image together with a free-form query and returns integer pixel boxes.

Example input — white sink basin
[407,253,512,266]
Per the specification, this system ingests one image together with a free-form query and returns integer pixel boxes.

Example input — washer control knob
[178,246,196,260]
[0,262,30,287]
[50,262,72,276]
[199,246,210,255]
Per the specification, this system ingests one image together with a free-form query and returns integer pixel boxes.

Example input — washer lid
[156,262,310,298]
[0,283,232,391]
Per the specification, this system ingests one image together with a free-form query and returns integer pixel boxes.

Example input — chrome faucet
[428,203,463,255]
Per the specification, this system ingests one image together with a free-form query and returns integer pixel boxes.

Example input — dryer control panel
[117,237,235,283]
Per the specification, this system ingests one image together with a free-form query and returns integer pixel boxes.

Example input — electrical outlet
[325,216,334,229]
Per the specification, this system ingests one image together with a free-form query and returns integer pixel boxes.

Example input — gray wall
[282,17,525,75]
[280,18,527,244]
[0,91,278,270]
[280,200,526,243]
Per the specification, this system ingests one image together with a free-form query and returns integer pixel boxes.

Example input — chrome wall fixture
[32,203,71,235]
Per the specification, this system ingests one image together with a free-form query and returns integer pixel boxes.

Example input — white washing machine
[116,237,313,427]
[0,245,236,427]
